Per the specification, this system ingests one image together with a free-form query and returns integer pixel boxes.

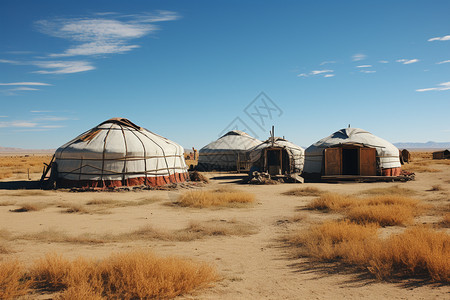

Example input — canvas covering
[249,137,305,173]
[54,118,188,187]
[198,130,261,170]
[303,127,401,174]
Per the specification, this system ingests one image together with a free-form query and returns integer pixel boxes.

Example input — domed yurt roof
[198,130,261,171]
[249,137,305,173]
[54,118,188,188]
[303,127,401,174]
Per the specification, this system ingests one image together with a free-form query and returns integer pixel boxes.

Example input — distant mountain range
[394,141,450,149]
[0,146,54,153]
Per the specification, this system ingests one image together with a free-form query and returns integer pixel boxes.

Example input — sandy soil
[0,163,449,299]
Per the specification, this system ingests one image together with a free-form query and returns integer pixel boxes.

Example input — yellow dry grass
[289,221,450,282]
[29,251,217,299]
[283,187,324,197]
[308,193,423,226]
[0,155,53,179]
[10,202,49,212]
[177,189,255,208]
[359,185,416,196]
[0,260,30,299]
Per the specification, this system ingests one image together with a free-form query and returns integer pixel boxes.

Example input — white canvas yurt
[249,137,305,175]
[303,127,401,177]
[53,118,188,188]
[198,130,261,171]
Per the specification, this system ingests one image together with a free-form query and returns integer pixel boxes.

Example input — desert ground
[0,152,449,299]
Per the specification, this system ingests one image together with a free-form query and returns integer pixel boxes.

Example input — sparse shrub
[347,204,415,226]
[63,204,89,214]
[360,185,416,196]
[177,189,255,208]
[30,251,218,299]
[10,202,48,212]
[189,171,209,183]
[307,193,355,210]
[283,187,323,197]
[0,260,30,299]
[430,185,442,191]
[440,213,450,228]
[289,221,450,282]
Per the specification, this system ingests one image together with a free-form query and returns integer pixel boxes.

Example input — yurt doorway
[264,148,289,175]
[324,147,376,176]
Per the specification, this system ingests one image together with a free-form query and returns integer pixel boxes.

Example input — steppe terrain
[0,152,448,299]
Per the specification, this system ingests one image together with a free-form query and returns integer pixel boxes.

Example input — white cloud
[360,70,376,73]
[36,11,180,57]
[428,35,450,42]
[396,59,419,64]
[416,81,450,92]
[437,60,450,64]
[298,69,334,78]
[31,110,52,113]
[9,87,40,91]
[34,116,69,121]
[0,121,38,128]
[352,53,367,61]
[0,59,21,64]
[33,60,95,74]
[0,82,51,86]
[356,65,372,68]
[320,61,336,65]
[311,70,333,75]
[379,60,389,63]
[324,74,335,78]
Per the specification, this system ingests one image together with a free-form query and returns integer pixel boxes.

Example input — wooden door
[324,148,342,175]
[359,148,376,175]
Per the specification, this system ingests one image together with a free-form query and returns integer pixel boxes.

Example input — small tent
[198,130,261,171]
[249,137,304,176]
[53,118,188,188]
[303,128,401,178]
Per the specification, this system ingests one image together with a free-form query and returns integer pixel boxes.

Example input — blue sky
[0,0,449,149]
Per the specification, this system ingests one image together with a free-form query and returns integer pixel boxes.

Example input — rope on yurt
[100,124,114,186]
[118,123,129,186]
[128,128,149,186]
[139,130,175,185]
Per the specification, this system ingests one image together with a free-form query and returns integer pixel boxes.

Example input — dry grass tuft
[360,185,416,196]
[289,221,450,282]
[63,204,89,214]
[177,189,255,208]
[18,229,108,244]
[307,193,356,210]
[30,251,217,299]
[308,193,423,226]
[439,213,450,228]
[86,197,160,209]
[283,187,324,197]
[10,202,48,212]
[0,260,30,299]
[189,171,209,183]
[430,185,443,191]
[0,201,16,206]
[186,219,258,237]
[9,190,50,197]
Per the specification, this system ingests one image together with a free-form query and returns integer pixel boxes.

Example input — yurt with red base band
[54,118,188,189]
[303,127,401,179]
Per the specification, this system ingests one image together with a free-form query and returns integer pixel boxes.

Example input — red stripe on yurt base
[381,167,402,176]
[57,172,189,189]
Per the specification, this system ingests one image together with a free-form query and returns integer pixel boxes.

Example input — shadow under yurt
[303,127,407,181]
[42,118,189,189]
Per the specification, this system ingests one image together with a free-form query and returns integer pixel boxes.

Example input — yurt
[53,118,188,188]
[198,130,261,171]
[249,137,304,176]
[303,127,401,178]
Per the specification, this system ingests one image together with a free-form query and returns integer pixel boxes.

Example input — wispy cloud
[324,74,335,78]
[31,110,52,113]
[396,59,419,64]
[320,61,336,65]
[9,87,40,91]
[428,35,450,42]
[36,11,180,57]
[360,70,376,74]
[437,60,450,64]
[352,53,367,61]
[379,60,389,63]
[416,81,450,92]
[356,65,372,68]
[33,60,95,74]
[0,121,38,128]
[0,82,51,86]
[298,69,335,78]
[0,59,22,64]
